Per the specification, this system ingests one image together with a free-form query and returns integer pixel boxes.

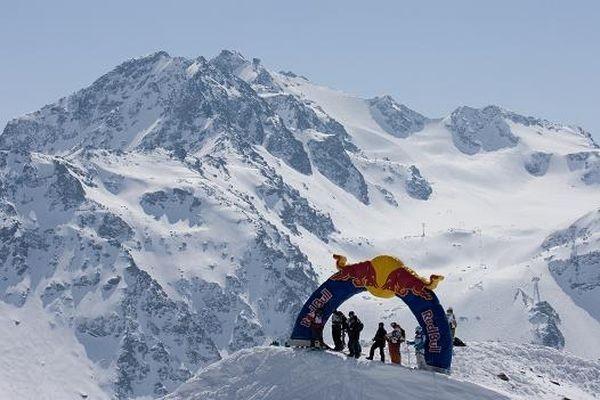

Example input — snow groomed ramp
[290,255,453,372]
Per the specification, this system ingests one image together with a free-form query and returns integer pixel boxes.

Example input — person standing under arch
[366,322,387,362]
[386,322,405,365]
[408,326,427,369]
[331,310,347,351]
[346,311,363,358]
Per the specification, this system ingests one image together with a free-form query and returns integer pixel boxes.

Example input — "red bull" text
[421,309,442,353]
[300,288,333,327]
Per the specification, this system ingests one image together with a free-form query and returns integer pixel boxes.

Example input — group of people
[309,307,458,370]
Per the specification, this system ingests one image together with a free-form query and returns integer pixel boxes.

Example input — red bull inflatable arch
[290,254,453,372]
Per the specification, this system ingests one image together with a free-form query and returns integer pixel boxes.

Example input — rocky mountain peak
[209,49,249,74]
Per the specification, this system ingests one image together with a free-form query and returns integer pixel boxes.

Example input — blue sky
[1,0,599,141]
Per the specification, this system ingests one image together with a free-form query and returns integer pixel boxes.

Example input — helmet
[391,322,398,328]
[447,307,453,312]
[348,311,355,316]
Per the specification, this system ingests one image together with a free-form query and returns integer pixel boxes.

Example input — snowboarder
[366,322,387,362]
[446,307,457,339]
[331,310,347,351]
[386,322,405,365]
[346,311,363,358]
[407,326,427,369]
[310,308,325,349]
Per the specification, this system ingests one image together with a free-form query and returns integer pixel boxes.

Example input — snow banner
[290,255,453,372]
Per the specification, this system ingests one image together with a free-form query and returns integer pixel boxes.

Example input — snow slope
[452,342,600,400]
[165,343,600,400]
[163,346,507,400]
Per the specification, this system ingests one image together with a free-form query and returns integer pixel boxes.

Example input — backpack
[356,319,364,332]
[399,327,406,341]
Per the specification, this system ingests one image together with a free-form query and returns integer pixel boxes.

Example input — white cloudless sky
[1,0,599,141]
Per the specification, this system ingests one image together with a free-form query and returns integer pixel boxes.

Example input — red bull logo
[299,288,333,328]
[330,260,378,288]
[422,309,442,353]
[330,254,444,300]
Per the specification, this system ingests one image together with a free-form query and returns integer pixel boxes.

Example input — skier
[407,326,427,369]
[386,322,405,365]
[310,308,325,349]
[331,310,347,351]
[366,322,387,362]
[446,307,457,339]
[346,311,363,358]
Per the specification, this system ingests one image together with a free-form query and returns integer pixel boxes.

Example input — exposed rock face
[405,165,432,200]
[307,136,369,204]
[528,301,565,349]
[566,151,600,185]
[524,152,552,177]
[141,189,204,226]
[0,51,311,176]
[368,95,428,138]
[542,209,600,322]
[548,252,600,321]
[256,176,335,242]
[445,106,520,155]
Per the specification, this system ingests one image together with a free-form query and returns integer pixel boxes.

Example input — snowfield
[164,343,600,400]
[163,346,507,400]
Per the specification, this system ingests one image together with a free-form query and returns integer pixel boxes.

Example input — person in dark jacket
[346,311,363,358]
[331,310,347,351]
[366,322,387,362]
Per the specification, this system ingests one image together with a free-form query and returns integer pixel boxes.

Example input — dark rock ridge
[524,152,553,177]
[445,106,520,155]
[368,95,428,138]
[528,301,565,349]
[1,51,311,176]
[542,209,600,322]
[211,50,368,203]
[566,151,600,185]
[404,165,433,201]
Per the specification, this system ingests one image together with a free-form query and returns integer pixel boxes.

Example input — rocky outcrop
[368,95,428,138]
[445,106,519,155]
[405,165,432,200]
[307,136,369,204]
[524,152,552,177]
[566,151,600,185]
[528,301,565,349]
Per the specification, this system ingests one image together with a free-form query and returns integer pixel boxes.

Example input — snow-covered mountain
[1,49,599,399]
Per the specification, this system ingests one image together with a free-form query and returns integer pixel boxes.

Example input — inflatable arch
[290,255,453,372]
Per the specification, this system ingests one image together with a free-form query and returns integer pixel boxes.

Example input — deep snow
[163,346,507,400]
[164,343,600,400]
